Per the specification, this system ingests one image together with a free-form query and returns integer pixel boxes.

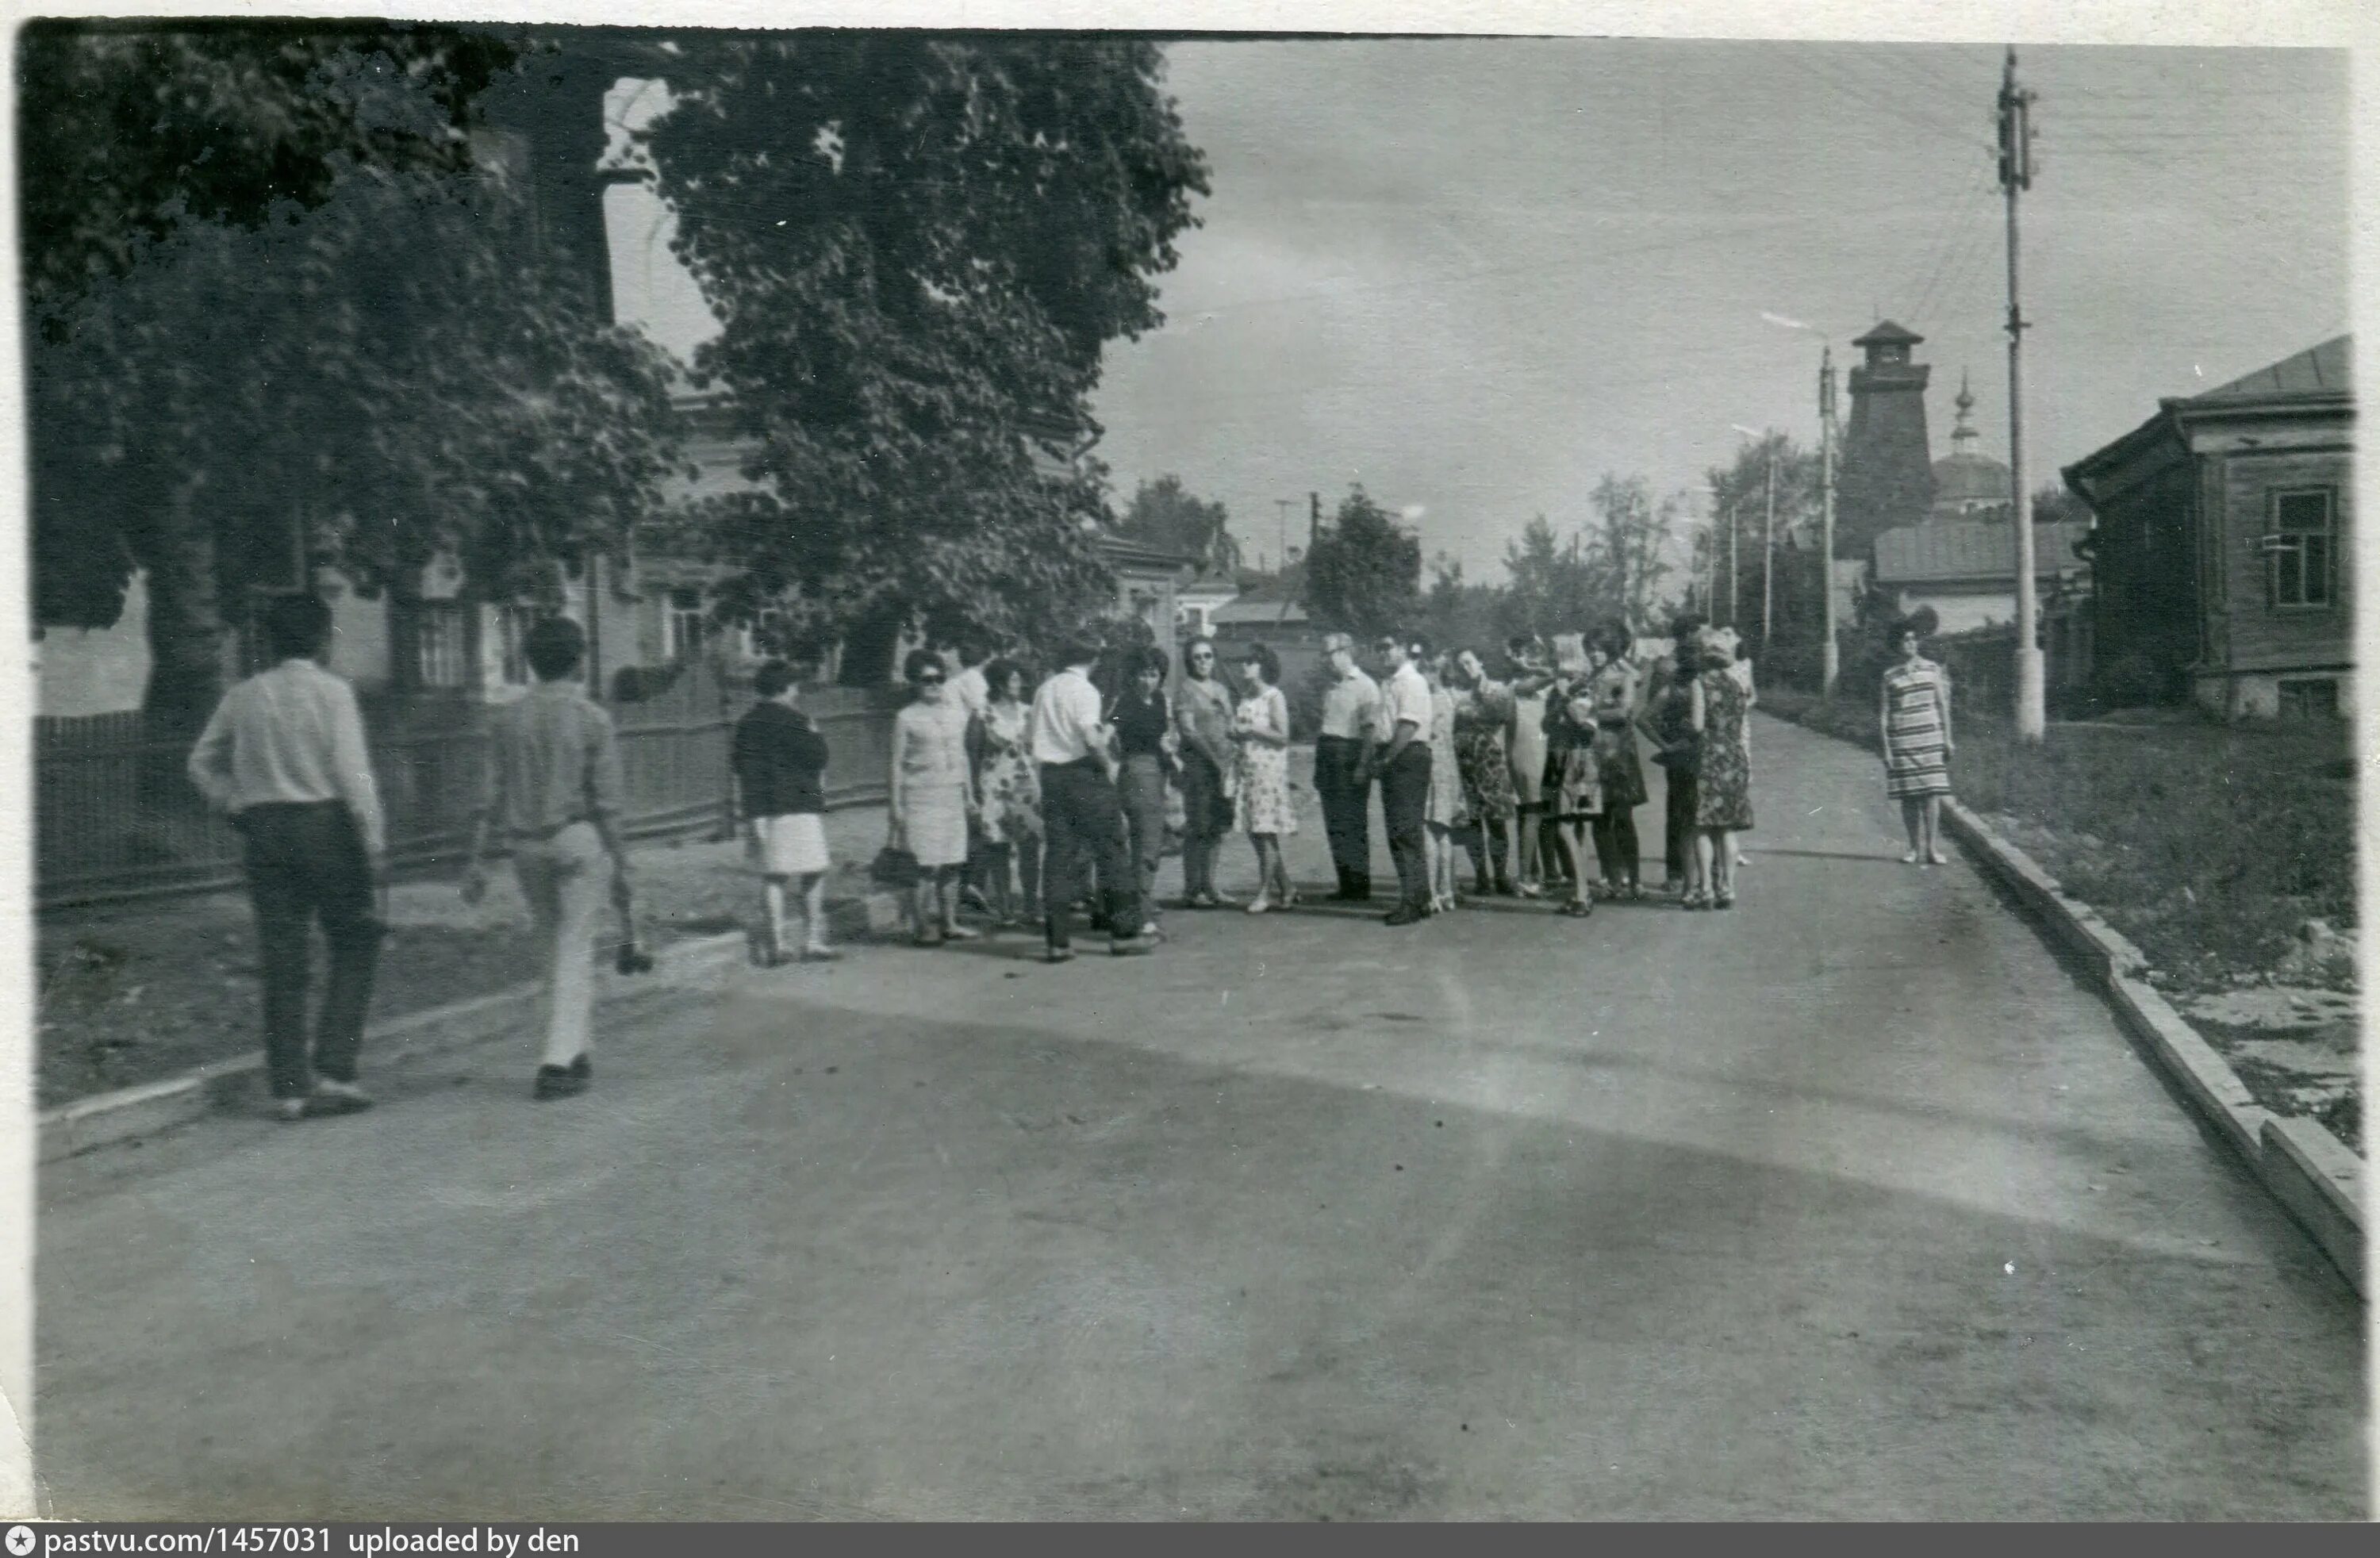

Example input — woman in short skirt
[1879,616,1955,866]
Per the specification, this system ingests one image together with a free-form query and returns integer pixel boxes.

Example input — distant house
[2063,335,2352,720]
[1211,587,1330,696]
[1871,518,2094,639]
[1175,576,1240,643]
[1096,535,1196,672]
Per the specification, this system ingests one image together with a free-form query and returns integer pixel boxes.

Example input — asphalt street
[34,714,2368,1518]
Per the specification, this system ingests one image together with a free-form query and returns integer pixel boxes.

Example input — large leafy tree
[639,36,1211,660]
[1703,432,1819,637]
[1119,474,1240,578]
[22,21,685,733]
[1300,486,1420,640]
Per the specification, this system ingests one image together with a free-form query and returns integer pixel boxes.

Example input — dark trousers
[1040,759,1142,948]
[239,801,381,1098]
[1663,767,1699,881]
[1313,736,1373,896]
[1378,745,1432,911]
[1591,805,1641,887]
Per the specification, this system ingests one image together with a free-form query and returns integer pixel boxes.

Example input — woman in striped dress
[1879,619,1955,866]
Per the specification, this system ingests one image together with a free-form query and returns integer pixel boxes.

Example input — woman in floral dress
[1541,647,1601,918]
[1585,621,1649,900]
[969,658,1042,924]
[1879,617,1954,866]
[1686,631,1755,910]
[1451,648,1518,896]
[1230,642,1299,912]
[1422,655,1469,912]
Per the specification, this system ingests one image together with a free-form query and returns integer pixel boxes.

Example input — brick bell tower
[1836,320,1938,560]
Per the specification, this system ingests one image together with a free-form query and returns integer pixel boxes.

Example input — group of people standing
[1302,616,1760,923]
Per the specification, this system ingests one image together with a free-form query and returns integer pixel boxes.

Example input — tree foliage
[1299,486,1420,639]
[23,22,685,730]
[639,36,1211,655]
[1119,474,1241,578]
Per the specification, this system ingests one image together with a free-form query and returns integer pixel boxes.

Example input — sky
[1088,40,2350,579]
[605,39,2349,582]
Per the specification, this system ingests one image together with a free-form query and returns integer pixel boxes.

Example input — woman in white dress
[1422,654,1468,911]
[1229,643,1298,912]
[889,648,979,946]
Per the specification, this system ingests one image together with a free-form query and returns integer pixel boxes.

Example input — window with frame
[666,588,707,660]
[2267,489,2335,609]
[493,604,536,686]
[413,601,470,687]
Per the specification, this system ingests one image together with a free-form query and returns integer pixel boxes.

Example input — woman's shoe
[1515,881,1544,899]
[1681,889,1711,911]
[942,923,983,942]
[915,925,945,947]
[1714,890,1737,911]
[1560,897,1592,918]
[1245,892,1273,914]
[801,943,841,962]
[1929,849,1951,866]
[1901,850,1922,865]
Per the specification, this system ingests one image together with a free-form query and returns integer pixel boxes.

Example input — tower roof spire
[1952,369,1978,447]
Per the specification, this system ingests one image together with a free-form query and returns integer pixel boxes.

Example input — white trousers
[512,822,611,1067]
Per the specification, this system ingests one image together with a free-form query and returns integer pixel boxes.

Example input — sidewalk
[35,804,896,1111]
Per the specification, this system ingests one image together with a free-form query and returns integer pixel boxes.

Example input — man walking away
[188,591,386,1121]
[1029,635,1157,961]
[1314,631,1381,901]
[732,658,837,966]
[461,617,633,1100]
[1362,631,1435,927]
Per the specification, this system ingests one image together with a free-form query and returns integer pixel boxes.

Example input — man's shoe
[1382,904,1424,927]
[802,943,842,962]
[272,1097,310,1122]
[534,1064,589,1100]
[305,1078,374,1117]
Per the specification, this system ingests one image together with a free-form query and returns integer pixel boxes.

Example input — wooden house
[2063,336,2352,720]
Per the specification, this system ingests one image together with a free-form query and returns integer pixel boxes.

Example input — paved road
[36,715,2367,1518]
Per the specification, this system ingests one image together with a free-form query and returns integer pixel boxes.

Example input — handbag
[870,821,920,888]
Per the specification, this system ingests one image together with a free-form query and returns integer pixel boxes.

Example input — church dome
[1930,371,2010,515]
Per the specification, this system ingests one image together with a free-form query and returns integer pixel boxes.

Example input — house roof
[1211,589,1311,627]
[1096,534,1194,575]
[2064,333,2355,499]
[1854,320,1924,348]
[2187,335,2351,406]
[1874,520,2094,585]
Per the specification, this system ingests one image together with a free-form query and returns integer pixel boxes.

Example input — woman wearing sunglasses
[889,648,981,946]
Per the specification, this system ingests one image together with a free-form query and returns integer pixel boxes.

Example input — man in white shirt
[1314,631,1381,901]
[186,592,385,1119]
[1359,629,1436,926]
[1027,635,1156,961]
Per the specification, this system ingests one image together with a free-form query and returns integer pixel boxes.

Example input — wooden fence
[34,671,900,911]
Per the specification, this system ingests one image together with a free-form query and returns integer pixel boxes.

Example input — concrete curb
[1939,796,2366,1297]
[1764,705,2363,1295]
[38,889,908,1166]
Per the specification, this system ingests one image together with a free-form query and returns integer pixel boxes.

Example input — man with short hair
[1028,635,1156,961]
[1361,631,1436,926]
[732,658,836,965]
[188,592,386,1120]
[462,616,633,1100]
[1314,631,1382,900]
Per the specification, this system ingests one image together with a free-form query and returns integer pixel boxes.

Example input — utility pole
[1819,346,1840,696]
[1274,499,1295,578]
[1309,491,1322,553]
[2000,45,2046,742]
[1760,444,1776,645]
[1727,497,1740,630]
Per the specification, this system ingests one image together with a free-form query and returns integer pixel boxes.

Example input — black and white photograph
[6,1,2374,1522]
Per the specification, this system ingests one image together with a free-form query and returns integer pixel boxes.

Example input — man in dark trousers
[187,591,385,1120]
[1027,634,1157,961]
[1313,631,1381,900]
[1361,630,1436,926]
